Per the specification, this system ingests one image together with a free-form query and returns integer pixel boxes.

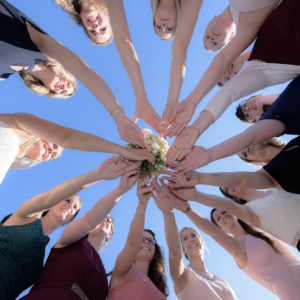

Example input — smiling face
[237,143,273,164]
[26,140,64,162]
[154,0,177,40]
[135,231,156,261]
[180,228,203,260]
[212,209,238,233]
[48,195,81,224]
[239,94,268,120]
[80,8,112,44]
[219,55,245,86]
[42,72,75,96]
[220,186,249,202]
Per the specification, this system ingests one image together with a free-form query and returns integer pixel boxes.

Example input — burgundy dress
[20,238,108,300]
[249,0,300,65]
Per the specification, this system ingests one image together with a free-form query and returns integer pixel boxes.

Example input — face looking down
[27,140,64,162]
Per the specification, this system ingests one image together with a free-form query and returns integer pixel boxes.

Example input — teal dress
[0,215,50,300]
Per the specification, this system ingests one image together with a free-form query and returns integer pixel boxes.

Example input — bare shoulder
[109,263,136,290]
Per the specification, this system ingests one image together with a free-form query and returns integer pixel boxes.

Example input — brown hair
[210,208,282,255]
[19,61,77,99]
[52,0,113,46]
[219,187,247,205]
[236,95,271,123]
[42,194,82,225]
[144,229,169,297]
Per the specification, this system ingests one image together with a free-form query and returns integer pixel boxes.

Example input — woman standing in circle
[0,113,154,185]
[108,176,168,299]
[153,179,237,300]
[19,163,140,300]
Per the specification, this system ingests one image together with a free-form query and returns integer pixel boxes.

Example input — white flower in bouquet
[126,128,169,179]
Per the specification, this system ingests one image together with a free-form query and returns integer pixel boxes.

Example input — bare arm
[56,169,140,247]
[186,206,247,268]
[0,113,155,163]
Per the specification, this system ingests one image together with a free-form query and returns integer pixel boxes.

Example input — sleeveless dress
[236,235,300,299]
[0,120,19,184]
[0,215,50,300]
[20,238,108,300]
[108,267,167,300]
[175,267,237,300]
[229,0,278,27]
[0,0,48,79]
[246,189,300,248]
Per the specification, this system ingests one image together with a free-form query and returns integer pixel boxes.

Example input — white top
[0,120,19,184]
[229,0,279,27]
[204,61,300,121]
[246,189,300,248]
[175,267,237,300]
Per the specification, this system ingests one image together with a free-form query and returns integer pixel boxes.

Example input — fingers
[166,147,183,165]
[146,152,155,165]
[169,123,186,139]
[163,122,177,139]
[160,175,177,182]
[149,119,161,134]
[133,114,138,123]
[160,170,177,176]
[123,169,139,179]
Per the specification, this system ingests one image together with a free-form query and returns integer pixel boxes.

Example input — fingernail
[187,173,191,178]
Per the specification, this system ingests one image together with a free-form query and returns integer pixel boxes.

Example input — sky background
[1,0,298,299]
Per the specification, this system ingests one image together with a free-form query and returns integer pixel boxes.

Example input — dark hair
[219,187,247,205]
[236,95,271,123]
[42,194,82,226]
[144,229,169,297]
[210,209,282,255]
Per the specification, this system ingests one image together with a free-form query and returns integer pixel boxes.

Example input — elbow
[58,130,78,149]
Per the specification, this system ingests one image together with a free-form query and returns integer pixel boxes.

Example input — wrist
[137,202,148,210]
[114,110,127,124]
[114,186,127,197]
[163,210,174,216]
[182,202,191,213]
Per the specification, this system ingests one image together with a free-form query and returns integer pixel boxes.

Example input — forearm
[163,211,183,256]
[193,191,234,211]
[125,202,147,250]
[192,110,215,136]
[86,186,123,228]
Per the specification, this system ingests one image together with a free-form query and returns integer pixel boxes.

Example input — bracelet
[110,106,124,116]
[182,203,191,213]
[112,108,125,122]
[137,209,146,216]
[189,125,201,138]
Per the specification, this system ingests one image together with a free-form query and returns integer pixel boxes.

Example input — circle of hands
[99,155,201,211]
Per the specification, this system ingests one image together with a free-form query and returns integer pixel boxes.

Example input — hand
[165,126,199,165]
[160,104,178,137]
[118,169,140,194]
[133,101,162,134]
[136,175,154,206]
[152,179,174,214]
[170,146,212,173]
[123,147,155,165]
[169,186,197,201]
[116,112,150,150]
[173,197,189,212]
[160,170,199,188]
[162,100,197,139]
[96,156,139,180]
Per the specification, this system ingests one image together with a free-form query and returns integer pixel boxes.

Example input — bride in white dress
[0,113,155,184]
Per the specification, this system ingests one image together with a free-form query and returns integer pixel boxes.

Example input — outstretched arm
[161,0,203,135]
[56,169,140,247]
[26,22,149,149]
[153,179,188,293]
[106,0,162,133]
[113,176,154,277]
[0,113,155,164]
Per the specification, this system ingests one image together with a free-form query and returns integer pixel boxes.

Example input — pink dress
[175,267,237,300]
[107,267,167,300]
[236,235,300,300]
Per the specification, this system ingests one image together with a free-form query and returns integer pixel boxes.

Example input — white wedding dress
[0,120,19,184]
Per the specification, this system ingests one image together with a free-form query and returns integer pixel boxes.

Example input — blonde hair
[11,137,63,169]
[52,0,113,46]
[203,18,231,52]
[150,0,181,41]
[19,61,77,99]
[238,137,286,167]
[179,227,209,260]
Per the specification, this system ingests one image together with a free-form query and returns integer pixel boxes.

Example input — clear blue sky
[1,0,298,299]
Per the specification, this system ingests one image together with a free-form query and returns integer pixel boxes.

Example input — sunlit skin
[221,186,268,203]
[212,209,239,233]
[237,143,281,164]
[96,215,113,237]
[80,9,112,43]
[154,0,177,40]
[219,51,251,86]
[135,231,156,261]
[26,140,64,161]
[181,228,203,259]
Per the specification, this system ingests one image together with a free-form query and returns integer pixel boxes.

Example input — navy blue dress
[0,0,48,79]
[259,76,300,135]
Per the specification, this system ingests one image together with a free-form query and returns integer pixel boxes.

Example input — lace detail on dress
[71,283,89,300]
[292,229,300,247]
[0,120,19,184]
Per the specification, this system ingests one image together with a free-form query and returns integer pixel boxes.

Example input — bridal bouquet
[126,128,169,179]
